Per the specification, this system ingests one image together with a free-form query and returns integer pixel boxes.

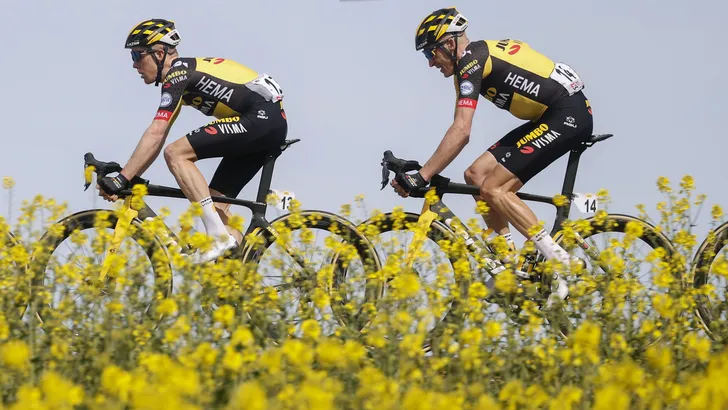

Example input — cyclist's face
[425,39,455,78]
[131,47,159,84]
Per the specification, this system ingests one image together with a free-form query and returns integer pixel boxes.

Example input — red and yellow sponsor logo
[155,110,172,121]
[457,98,477,109]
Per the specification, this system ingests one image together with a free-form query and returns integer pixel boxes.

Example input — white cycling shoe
[544,256,585,308]
[187,234,238,265]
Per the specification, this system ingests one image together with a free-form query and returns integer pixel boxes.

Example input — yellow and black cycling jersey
[154,57,284,125]
[454,39,585,121]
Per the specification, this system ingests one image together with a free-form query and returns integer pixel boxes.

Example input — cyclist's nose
[428,58,435,67]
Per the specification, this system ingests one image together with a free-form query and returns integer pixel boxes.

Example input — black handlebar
[83,152,149,195]
[380,150,457,198]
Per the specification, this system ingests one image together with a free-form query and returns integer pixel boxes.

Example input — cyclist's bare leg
[465,152,516,244]
[479,164,570,262]
[209,188,243,244]
[480,164,570,301]
[164,137,232,242]
[164,138,210,201]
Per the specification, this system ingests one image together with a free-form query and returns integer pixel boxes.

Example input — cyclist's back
[453,39,585,122]
[156,56,285,123]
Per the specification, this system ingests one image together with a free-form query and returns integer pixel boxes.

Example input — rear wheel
[549,213,678,343]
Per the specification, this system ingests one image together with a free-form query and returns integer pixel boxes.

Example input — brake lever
[82,152,122,191]
[380,160,391,190]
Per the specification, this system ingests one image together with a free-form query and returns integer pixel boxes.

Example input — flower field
[1,175,727,409]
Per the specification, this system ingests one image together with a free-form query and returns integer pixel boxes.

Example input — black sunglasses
[422,40,450,60]
[131,49,154,63]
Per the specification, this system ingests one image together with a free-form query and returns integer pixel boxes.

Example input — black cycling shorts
[186,102,287,198]
[488,91,594,184]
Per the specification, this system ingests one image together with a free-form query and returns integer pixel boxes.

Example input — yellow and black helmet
[124,19,181,49]
[414,7,468,51]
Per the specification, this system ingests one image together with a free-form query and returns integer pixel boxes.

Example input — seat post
[552,145,586,228]
[255,153,280,203]
[560,146,585,197]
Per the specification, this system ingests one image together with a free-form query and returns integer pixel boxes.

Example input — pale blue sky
[1,0,726,245]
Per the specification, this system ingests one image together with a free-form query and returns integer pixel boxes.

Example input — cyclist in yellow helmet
[394,7,594,303]
[98,19,288,264]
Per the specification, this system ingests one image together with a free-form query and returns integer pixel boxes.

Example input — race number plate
[550,62,585,96]
[269,189,295,210]
[573,193,598,213]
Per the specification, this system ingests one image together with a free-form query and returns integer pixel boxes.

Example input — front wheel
[549,213,678,342]
[28,209,173,336]
[357,211,476,352]
[240,210,383,341]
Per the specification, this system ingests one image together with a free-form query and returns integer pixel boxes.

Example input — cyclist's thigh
[487,121,536,163]
[494,93,593,184]
[209,153,268,198]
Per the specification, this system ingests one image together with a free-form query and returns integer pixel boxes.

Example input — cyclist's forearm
[420,125,469,180]
[121,128,166,179]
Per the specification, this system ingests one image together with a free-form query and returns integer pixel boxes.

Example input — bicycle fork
[99,197,138,282]
[407,201,507,278]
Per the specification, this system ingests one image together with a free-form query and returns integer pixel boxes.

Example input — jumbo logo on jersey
[195,76,234,103]
[459,60,479,76]
[504,72,540,97]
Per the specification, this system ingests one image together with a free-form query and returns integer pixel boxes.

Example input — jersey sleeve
[154,59,192,125]
[455,46,487,110]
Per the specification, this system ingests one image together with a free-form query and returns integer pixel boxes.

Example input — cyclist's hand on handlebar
[392,171,427,198]
[97,174,129,202]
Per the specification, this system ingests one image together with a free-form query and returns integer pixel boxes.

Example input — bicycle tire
[240,210,383,339]
[28,209,173,333]
[550,213,678,340]
[691,221,728,339]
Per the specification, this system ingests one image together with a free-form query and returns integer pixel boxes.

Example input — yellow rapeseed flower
[390,272,420,300]
[711,204,724,220]
[2,176,15,189]
[302,319,322,342]
[570,321,601,365]
[683,332,711,362]
[593,384,630,410]
[656,176,671,193]
[157,298,178,316]
[227,381,267,410]
[1,340,30,371]
[213,304,235,327]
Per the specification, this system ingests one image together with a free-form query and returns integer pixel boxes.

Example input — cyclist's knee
[464,165,486,186]
[163,144,181,167]
[164,140,196,167]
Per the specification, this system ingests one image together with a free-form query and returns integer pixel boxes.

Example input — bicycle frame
[398,137,607,274]
[87,140,308,280]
